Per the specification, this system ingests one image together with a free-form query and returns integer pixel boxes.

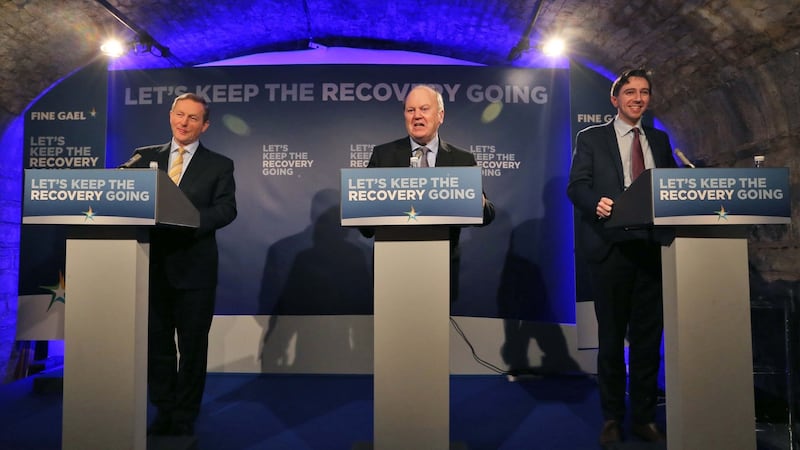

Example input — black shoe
[170,421,195,436]
[599,419,622,446]
[631,422,665,442]
[147,415,172,436]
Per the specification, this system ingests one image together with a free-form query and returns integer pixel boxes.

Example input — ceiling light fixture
[100,39,126,58]
[95,0,176,62]
[100,34,171,59]
[542,38,566,57]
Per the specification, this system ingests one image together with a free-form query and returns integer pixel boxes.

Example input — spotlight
[100,39,127,57]
[99,33,171,59]
[134,32,171,58]
[542,38,566,57]
[96,0,176,62]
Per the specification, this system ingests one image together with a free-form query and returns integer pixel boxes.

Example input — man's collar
[613,116,643,135]
[409,135,440,152]
[171,140,200,153]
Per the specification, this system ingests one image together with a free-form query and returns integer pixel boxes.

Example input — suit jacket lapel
[435,140,456,166]
[397,140,412,166]
[435,141,447,166]
[603,123,625,188]
[157,142,204,189]
[156,143,171,170]
[642,127,667,166]
[179,144,207,190]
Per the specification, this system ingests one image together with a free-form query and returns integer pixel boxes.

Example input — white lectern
[341,167,484,450]
[23,168,199,450]
[607,167,791,450]
[374,225,451,449]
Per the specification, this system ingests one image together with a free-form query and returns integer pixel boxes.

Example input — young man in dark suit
[567,69,676,446]
[125,93,237,436]
[365,85,495,300]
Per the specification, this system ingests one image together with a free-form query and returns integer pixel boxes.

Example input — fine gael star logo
[714,205,729,221]
[82,206,96,222]
[404,205,421,222]
[40,271,66,311]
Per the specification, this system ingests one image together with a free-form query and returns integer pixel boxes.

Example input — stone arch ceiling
[2,0,799,279]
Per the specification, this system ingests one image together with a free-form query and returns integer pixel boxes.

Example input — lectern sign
[651,168,790,225]
[23,168,159,225]
[340,167,484,226]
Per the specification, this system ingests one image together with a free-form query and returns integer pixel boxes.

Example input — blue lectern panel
[652,168,791,225]
[23,169,158,225]
[340,167,484,226]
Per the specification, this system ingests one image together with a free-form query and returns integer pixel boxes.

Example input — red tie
[631,128,644,180]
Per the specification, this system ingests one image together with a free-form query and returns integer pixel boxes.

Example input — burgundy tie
[631,128,644,180]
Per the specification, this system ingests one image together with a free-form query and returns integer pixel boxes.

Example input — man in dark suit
[567,69,676,446]
[365,85,495,299]
[125,93,237,436]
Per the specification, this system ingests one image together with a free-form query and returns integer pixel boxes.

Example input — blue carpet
[0,370,785,449]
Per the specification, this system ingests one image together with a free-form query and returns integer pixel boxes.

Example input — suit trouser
[589,240,663,424]
[148,274,216,426]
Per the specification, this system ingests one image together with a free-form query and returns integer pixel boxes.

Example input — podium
[341,167,484,450]
[606,168,791,450]
[23,168,199,450]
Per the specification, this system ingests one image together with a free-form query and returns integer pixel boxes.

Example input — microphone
[674,148,695,168]
[118,152,142,169]
[410,148,425,167]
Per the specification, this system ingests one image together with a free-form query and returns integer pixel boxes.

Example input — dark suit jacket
[367,137,495,226]
[130,142,237,289]
[365,136,495,301]
[567,122,676,263]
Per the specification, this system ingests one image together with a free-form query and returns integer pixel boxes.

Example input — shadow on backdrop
[257,188,372,373]
[498,177,581,376]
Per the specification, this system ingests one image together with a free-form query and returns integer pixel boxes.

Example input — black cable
[302,0,314,47]
[506,0,545,61]
[449,316,509,375]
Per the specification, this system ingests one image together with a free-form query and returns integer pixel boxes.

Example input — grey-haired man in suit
[365,85,495,300]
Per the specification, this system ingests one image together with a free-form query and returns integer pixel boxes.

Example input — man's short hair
[406,85,445,112]
[610,69,652,97]
[171,93,210,122]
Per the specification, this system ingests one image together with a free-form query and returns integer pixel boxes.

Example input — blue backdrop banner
[99,64,575,321]
[18,61,108,304]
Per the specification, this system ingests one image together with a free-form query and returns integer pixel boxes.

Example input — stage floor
[0,370,793,449]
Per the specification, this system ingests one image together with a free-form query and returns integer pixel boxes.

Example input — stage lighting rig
[95,0,175,62]
[100,32,171,58]
[507,0,544,62]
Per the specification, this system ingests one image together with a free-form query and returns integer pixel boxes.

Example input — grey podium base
[147,435,198,450]
[352,442,467,450]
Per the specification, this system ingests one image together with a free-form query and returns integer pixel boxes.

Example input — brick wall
[0,116,22,382]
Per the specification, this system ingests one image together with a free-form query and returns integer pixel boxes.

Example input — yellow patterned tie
[169,147,185,184]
